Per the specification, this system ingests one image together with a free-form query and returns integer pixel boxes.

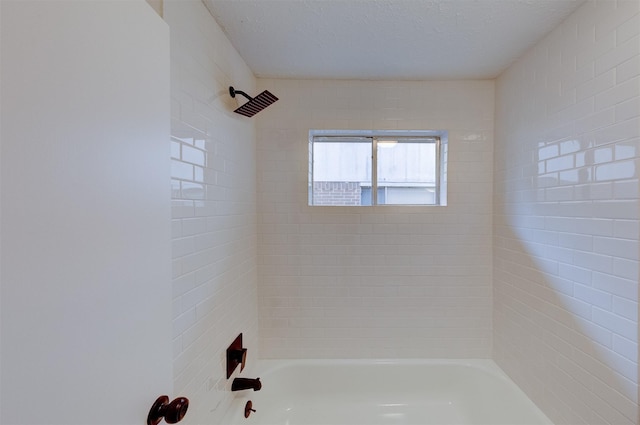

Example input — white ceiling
[204,0,586,80]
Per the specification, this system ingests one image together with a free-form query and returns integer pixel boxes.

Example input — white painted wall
[0,1,172,424]
[164,1,259,423]
[494,1,639,424]
[256,79,494,358]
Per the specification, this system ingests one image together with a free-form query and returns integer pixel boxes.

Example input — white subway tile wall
[255,79,495,358]
[165,2,259,424]
[494,1,639,424]
[163,1,639,423]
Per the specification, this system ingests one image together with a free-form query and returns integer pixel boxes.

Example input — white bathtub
[222,359,553,425]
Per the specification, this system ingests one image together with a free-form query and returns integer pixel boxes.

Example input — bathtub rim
[223,358,554,425]
[247,358,516,385]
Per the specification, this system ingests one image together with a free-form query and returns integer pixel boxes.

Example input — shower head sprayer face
[229,86,278,117]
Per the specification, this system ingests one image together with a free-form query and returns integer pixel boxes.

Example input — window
[309,130,447,206]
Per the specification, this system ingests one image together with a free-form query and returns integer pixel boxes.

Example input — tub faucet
[231,377,262,391]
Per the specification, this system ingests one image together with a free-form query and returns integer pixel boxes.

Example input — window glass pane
[312,139,372,206]
[309,132,445,207]
[376,140,437,205]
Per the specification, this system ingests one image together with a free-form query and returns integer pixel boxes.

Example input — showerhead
[229,86,278,117]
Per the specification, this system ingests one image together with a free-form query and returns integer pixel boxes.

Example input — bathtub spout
[232,377,261,391]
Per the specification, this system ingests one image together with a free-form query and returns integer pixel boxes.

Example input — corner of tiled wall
[494,1,639,424]
[164,1,259,423]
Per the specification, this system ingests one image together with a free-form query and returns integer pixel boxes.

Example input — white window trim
[309,129,448,206]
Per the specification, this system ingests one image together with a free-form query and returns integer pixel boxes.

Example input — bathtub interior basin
[222,359,553,425]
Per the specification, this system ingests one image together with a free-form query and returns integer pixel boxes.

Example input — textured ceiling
[205,0,586,80]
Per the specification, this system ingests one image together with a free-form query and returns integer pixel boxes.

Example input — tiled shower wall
[494,1,639,424]
[256,79,494,358]
[165,1,259,423]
